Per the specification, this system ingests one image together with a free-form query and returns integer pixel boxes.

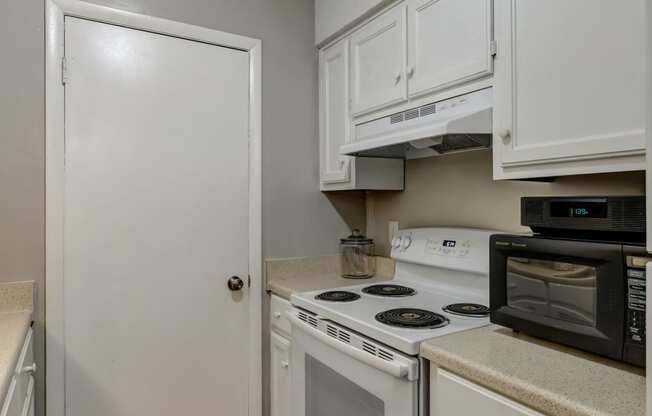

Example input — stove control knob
[391,236,402,248]
[401,236,412,250]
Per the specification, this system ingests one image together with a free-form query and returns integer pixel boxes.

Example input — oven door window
[306,355,384,416]
[506,257,597,326]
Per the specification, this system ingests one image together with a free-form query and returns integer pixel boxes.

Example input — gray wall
[368,151,645,255]
[0,1,361,415]
[0,1,45,413]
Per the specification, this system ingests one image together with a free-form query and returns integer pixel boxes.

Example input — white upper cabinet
[319,38,405,191]
[493,0,646,179]
[319,38,352,185]
[315,0,388,45]
[407,0,493,98]
[350,4,407,116]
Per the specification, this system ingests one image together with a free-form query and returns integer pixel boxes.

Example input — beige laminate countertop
[266,255,394,300]
[421,325,645,416]
[0,282,34,403]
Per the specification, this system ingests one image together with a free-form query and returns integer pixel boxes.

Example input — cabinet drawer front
[493,0,645,174]
[407,0,493,98]
[270,295,292,337]
[350,4,407,116]
[431,367,543,416]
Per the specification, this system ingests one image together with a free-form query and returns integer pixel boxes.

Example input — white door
[63,17,250,416]
[493,0,646,179]
[407,0,493,98]
[270,332,291,416]
[319,38,352,187]
[350,4,407,116]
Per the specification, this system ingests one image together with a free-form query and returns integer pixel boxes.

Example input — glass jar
[340,229,376,278]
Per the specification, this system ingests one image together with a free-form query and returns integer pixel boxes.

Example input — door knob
[227,276,245,291]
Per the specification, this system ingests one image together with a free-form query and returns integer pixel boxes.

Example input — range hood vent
[341,88,493,159]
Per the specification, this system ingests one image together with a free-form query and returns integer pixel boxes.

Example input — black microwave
[490,196,648,367]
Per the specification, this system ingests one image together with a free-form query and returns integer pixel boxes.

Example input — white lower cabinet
[269,295,292,416]
[1,328,35,416]
[430,365,543,416]
[270,331,291,416]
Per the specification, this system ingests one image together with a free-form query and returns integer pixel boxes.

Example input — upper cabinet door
[407,0,493,98]
[350,4,407,116]
[319,38,352,186]
[493,0,646,179]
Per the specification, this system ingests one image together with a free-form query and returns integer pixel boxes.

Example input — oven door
[288,309,420,416]
[490,235,625,360]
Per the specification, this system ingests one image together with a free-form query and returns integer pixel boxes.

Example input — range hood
[341,88,493,159]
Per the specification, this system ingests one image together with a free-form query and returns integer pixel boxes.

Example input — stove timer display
[426,239,471,257]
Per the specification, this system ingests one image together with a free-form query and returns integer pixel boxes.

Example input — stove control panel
[391,227,498,275]
[425,238,471,257]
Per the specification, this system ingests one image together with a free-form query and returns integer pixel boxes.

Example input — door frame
[44,1,262,415]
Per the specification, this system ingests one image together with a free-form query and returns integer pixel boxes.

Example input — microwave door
[288,310,419,416]
[490,236,625,361]
[506,259,597,326]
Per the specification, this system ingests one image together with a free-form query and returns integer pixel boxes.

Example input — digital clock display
[442,240,456,247]
[550,200,608,218]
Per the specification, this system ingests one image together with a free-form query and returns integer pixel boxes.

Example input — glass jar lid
[340,229,374,246]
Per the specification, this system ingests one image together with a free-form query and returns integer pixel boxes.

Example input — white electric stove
[291,227,494,355]
[288,228,497,416]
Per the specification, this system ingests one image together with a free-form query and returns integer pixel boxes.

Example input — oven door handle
[288,313,410,380]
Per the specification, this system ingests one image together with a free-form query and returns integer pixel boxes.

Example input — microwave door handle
[287,313,410,380]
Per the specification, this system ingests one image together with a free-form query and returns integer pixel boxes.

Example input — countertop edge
[421,341,608,416]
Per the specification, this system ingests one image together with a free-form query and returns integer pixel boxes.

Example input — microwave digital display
[550,201,608,218]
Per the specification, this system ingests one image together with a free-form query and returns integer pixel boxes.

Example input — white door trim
[44,2,262,416]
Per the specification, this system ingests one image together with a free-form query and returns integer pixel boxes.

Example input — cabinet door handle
[273,312,282,319]
[280,361,289,369]
[18,363,37,375]
[407,67,415,78]
[394,71,402,84]
[497,129,511,142]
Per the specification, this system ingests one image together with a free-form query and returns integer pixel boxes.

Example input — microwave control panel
[625,260,646,347]
[623,251,648,368]
[626,269,645,345]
